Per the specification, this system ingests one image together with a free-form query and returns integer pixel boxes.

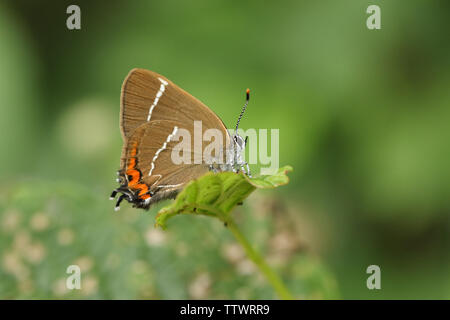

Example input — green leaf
[155,166,293,229]
[244,165,293,188]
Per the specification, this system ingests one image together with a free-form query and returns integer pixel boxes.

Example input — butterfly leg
[240,162,251,177]
[209,164,220,173]
[110,190,118,200]
[245,162,252,178]
[115,194,126,211]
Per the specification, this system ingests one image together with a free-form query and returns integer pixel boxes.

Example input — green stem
[225,217,294,300]
[195,204,294,300]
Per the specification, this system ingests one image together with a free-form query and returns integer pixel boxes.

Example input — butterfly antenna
[235,88,250,133]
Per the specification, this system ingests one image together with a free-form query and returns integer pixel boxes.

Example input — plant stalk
[193,204,294,300]
[225,217,294,300]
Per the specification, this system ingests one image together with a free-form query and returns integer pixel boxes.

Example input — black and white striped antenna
[235,89,250,133]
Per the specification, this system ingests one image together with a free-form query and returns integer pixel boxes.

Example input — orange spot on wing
[126,143,139,184]
[126,169,140,186]
[140,194,151,200]
[124,142,152,200]
[127,144,138,170]
[127,158,136,170]
[136,184,149,196]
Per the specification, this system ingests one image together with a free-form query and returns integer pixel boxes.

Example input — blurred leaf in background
[0,2,40,178]
[0,181,338,299]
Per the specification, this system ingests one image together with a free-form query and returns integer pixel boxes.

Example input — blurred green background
[1,0,449,299]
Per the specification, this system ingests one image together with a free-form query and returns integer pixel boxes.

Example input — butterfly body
[111,68,250,210]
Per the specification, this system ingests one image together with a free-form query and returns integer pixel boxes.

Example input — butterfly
[110,68,251,210]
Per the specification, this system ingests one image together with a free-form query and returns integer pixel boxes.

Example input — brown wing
[120,68,230,142]
[116,68,232,209]
[121,119,213,195]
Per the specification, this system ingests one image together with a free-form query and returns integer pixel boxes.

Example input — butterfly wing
[120,68,230,142]
[123,120,209,188]
[114,69,231,210]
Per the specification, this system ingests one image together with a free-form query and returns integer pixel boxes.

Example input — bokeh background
[1,0,449,299]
